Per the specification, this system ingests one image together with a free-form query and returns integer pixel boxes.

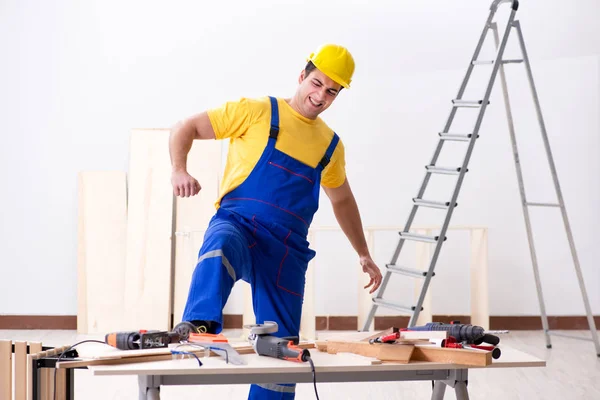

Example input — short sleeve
[207,98,254,140]
[320,140,346,188]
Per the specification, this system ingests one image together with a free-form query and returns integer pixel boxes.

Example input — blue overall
[182,97,339,399]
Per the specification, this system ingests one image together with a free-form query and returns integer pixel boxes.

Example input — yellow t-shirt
[207,96,346,208]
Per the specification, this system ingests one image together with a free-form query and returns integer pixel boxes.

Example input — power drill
[407,322,500,345]
[105,330,179,350]
[245,321,311,362]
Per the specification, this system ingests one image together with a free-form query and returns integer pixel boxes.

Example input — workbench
[83,345,544,400]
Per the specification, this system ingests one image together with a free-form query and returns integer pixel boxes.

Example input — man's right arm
[169,112,216,197]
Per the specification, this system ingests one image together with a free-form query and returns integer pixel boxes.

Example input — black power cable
[306,356,320,400]
[53,339,109,400]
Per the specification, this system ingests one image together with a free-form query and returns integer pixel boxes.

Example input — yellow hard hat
[307,44,355,89]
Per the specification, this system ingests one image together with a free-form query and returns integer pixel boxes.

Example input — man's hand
[360,256,382,294]
[171,170,201,197]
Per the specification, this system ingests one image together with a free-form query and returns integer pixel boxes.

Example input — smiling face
[289,65,342,120]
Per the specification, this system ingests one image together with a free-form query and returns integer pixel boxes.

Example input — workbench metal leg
[431,381,447,400]
[432,369,469,400]
[454,381,470,400]
[138,375,161,400]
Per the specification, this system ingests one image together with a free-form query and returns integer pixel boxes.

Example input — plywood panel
[123,129,175,331]
[357,230,375,332]
[14,341,27,400]
[0,340,11,400]
[300,231,316,340]
[172,139,222,326]
[77,171,127,334]
[27,342,42,400]
[470,228,489,329]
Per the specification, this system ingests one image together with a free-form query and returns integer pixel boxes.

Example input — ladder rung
[526,202,560,208]
[399,232,446,243]
[439,132,478,142]
[426,165,468,175]
[413,198,456,210]
[547,331,596,342]
[387,264,435,278]
[452,99,490,108]
[472,59,524,65]
[372,298,422,314]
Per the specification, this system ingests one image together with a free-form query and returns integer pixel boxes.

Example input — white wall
[1,0,598,317]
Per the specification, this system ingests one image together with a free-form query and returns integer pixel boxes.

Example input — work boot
[173,320,216,341]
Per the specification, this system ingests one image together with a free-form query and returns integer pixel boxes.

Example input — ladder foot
[546,344,552,349]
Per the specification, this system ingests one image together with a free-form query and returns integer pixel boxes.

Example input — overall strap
[317,133,340,171]
[268,96,280,141]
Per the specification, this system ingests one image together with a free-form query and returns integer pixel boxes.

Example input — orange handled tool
[245,321,311,362]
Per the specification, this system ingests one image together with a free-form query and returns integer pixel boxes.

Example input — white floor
[1,329,599,399]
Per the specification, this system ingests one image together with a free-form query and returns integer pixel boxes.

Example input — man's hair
[304,61,317,77]
[304,61,343,91]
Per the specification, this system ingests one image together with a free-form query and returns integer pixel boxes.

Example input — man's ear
[298,70,305,84]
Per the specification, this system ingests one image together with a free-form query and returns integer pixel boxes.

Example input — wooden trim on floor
[0,316,77,330]
[1,314,599,330]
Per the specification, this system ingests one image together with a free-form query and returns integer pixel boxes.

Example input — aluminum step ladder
[361,0,600,356]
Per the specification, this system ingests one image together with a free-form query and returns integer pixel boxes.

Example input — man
[169,43,382,399]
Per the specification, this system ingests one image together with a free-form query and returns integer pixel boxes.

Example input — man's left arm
[323,178,383,294]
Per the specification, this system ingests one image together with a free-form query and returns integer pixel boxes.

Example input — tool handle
[475,333,500,346]
[282,342,310,362]
[105,332,139,350]
[369,332,400,344]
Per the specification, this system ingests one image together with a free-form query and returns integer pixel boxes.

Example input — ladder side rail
[513,21,600,355]
[490,22,552,349]
[383,4,501,274]
[409,8,519,327]
[361,0,519,332]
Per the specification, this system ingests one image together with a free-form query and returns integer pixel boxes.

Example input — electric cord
[306,356,320,400]
[53,339,109,400]
[52,340,208,400]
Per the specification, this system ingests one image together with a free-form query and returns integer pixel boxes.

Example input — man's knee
[198,219,250,281]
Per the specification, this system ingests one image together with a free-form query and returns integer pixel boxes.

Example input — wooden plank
[300,231,316,340]
[0,340,11,400]
[14,341,27,400]
[77,171,127,334]
[414,228,433,326]
[411,345,492,366]
[470,228,489,329]
[172,139,222,326]
[58,351,203,369]
[27,342,42,400]
[242,282,255,327]
[357,230,375,332]
[42,368,51,400]
[124,129,175,331]
[322,341,413,363]
[54,369,66,400]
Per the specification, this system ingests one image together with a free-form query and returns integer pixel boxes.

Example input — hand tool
[105,330,179,350]
[441,335,502,359]
[245,321,311,362]
[407,322,501,345]
[369,331,400,344]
